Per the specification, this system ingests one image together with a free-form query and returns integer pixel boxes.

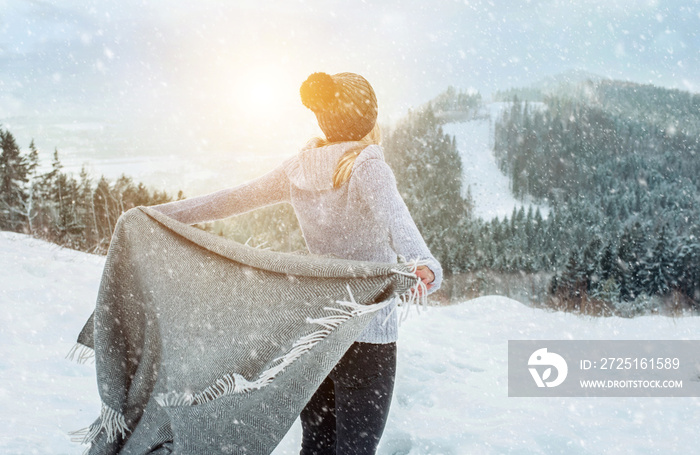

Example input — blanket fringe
[388,258,432,325]
[65,343,95,364]
[155,391,195,407]
[68,427,89,443]
[156,285,396,406]
[73,403,130,446]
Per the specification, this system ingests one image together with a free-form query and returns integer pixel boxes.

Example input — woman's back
[285,142,397,265]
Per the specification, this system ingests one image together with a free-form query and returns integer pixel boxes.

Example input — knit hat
[300,72,378,142]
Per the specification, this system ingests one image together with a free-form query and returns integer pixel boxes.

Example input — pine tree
[26,140,39,176]
[93,176,115,241]
[20,140,42,234]
[78,166,99,249]
[677,240,700,307]
[599,242,616,283]
[582,236,603,292]
[643,226,676,296]
[0,129,30,231]
[595,277,621,306]
[559,249,585,298]
[617,223,646,301]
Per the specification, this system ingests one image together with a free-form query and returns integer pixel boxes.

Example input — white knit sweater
[153,140,443,344]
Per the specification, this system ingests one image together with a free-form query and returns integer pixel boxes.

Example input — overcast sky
[1,0,698,184]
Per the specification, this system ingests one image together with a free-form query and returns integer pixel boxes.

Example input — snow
[0,232,102,454]
[442,103,549,221]
[1,232,699,454]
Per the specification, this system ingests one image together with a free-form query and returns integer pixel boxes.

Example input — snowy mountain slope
[442,103,548,221]
[1,233,699,454]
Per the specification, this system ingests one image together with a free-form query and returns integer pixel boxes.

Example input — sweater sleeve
[352,159,443,292]
[150,165,291,225]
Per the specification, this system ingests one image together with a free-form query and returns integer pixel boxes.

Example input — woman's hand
[414,265,435,295]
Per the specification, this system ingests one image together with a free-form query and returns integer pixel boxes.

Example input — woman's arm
[151,165,291,225]
[352,158,443,293]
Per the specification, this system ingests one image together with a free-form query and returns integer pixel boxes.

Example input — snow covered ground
[1,232,699,454]
[0,232,102,454]
[442,103,548,221]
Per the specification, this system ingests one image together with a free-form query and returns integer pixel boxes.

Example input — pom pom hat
[300,72,378,142]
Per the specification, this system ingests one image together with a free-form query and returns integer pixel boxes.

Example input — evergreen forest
[490,81,700,313]
[0,131,175,254]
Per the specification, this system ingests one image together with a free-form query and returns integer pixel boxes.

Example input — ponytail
[331,123,381,188]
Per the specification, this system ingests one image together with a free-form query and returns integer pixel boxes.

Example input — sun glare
[245,80,276,114]
[221,64,316,144]
[234,70,287,117]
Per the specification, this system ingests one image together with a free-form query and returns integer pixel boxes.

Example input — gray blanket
[74,206,419,454]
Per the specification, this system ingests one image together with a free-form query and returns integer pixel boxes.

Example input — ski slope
[1,232,698,454]
[442,103,547,221]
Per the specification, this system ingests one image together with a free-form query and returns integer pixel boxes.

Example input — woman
[153,71,442,455]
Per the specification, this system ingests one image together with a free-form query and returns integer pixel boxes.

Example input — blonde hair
[314,123,380,189]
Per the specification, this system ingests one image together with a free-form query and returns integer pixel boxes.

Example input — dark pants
[299,341,397,455]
